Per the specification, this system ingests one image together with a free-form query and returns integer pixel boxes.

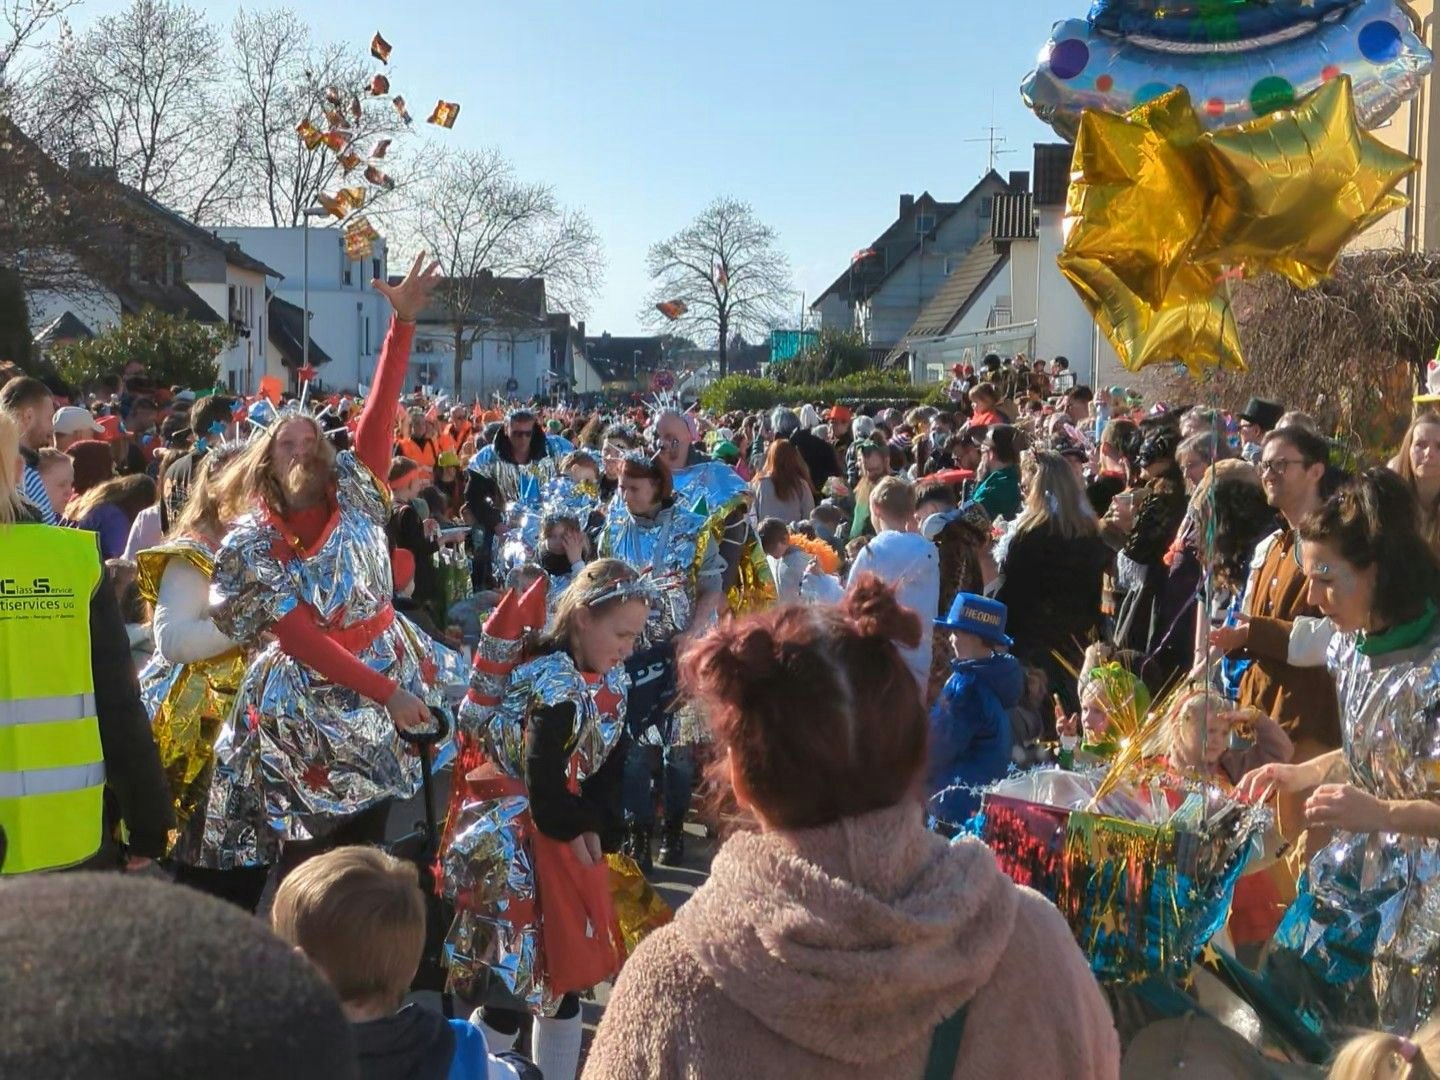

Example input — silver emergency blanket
[596,497,715,647]
[442,650,629,1013]
[493,474,602,579]
[1271,627,1440,1033]
[672,459,749,518]
[197,451,468,868]
[467,439,567,504]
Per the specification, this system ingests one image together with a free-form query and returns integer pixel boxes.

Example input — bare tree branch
[640,196,793,376]
[400,146,605,393]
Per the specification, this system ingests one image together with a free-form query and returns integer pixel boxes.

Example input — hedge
[700,372,956,413]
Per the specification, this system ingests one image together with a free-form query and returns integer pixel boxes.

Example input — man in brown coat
[1210,425,1340,839]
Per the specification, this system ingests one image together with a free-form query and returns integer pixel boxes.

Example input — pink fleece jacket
[584,800,1119,1080]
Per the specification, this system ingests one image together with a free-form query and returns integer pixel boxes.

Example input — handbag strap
[922,1002,969,1080]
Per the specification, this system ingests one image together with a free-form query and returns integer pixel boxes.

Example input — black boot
[658,824,685,867]
[626,825,653,873]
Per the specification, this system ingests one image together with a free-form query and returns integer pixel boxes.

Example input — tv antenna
[966,124,1016,173]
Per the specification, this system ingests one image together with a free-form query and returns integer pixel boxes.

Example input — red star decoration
[301,762,330,791]
[297,363,318,384]
[420,658,438,685]
[246,705,261,732]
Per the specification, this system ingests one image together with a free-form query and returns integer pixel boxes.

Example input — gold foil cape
[135,539,248,861]
[606,852,673,957]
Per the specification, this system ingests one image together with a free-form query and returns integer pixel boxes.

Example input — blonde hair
[216,415,337,521]
[1397,411,1440,555]
[1016,450,1097,541]
[36,446,71,475]
[1165,688,1232,772]
[536,558,644,658]
[0,412,29,526]
[869,476,915,523]
[270,846,425,1007]
[1331,1019,1440,1080]
[169,443,245,544]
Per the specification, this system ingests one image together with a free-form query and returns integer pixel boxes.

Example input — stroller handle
[398,704,452,748]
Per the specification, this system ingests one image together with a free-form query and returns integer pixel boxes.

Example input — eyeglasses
[1256,458,1305,476]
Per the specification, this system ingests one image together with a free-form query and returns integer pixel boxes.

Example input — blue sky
[67,0,1079,335]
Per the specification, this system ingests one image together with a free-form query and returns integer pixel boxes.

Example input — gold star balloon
[1062,87,1212,310]
[1193,75,1417,288]
[1059,253,1244,376]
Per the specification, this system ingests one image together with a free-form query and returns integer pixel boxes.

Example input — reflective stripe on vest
[0,525,105,874]
[0,693,98,727]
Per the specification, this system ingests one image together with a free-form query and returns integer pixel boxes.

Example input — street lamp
[301,206,330,380]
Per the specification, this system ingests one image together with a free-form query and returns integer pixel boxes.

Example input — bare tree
[228,7,411,228]
[0,0,78,111]
[641,196,794,377]
[404,146,604,394]
[37,0,242,222]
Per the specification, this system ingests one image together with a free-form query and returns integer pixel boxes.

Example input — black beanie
[0,873,358,1080]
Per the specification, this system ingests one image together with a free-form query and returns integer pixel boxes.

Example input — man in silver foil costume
[599,451,723,869]
[465,409,574,588]
[1240,469,1440,1037]
[198,256,469,871]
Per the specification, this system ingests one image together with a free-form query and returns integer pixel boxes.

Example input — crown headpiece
[246,369,348,440]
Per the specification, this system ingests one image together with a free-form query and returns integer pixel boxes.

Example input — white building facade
[217,225,390,394]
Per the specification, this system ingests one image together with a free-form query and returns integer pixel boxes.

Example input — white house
[406,273,555,401]
[810,176,1015,359]
[888,146,1126,390]
[25,185,280,391]
[216,225,390,394]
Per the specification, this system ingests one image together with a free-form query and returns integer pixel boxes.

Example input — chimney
[899,193,915,218]
[1008,170,1030,193]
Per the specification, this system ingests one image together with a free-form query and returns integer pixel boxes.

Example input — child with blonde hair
[272,846,533,1080]
[1165,687,1293,784]
[1331,1020,1440,1080]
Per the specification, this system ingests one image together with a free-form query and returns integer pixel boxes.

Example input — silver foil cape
[443,650,629,1013]
[671,459,749,518]
[1275,627,1440,1033]
[198,451,468,868]
[494,475,602,579]
[467,438,569,504]
[597,497,716,647]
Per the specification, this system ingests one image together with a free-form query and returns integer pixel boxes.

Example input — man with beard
[197,254,469,880]
[464,408,572,587]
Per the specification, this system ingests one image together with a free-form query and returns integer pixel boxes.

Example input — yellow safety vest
[0,524,105,874]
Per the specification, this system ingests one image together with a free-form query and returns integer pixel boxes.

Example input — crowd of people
[6,265,1440,1079]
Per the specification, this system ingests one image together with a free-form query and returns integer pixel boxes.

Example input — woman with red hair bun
[584,576,1120,1080]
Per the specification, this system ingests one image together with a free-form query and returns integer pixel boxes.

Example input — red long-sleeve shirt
[270,316,415,705]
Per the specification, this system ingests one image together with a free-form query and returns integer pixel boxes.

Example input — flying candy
[655,300,688,321]
[427,100,461,129]
[393,96,412,125]
[371,33,392,64]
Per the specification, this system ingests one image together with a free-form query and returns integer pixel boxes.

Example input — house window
[978,196,993,218]
[227,370,236,392]
[915,212,935,236]
[365,317,372,354]
[372,258,381,282]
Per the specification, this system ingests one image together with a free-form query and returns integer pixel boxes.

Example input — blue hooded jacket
[927,651,1024,827]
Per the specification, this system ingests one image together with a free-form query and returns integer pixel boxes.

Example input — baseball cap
[93,415,124,443]
[52,407,103,437]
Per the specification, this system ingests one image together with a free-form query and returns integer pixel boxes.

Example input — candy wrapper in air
[978,768,1269,984]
